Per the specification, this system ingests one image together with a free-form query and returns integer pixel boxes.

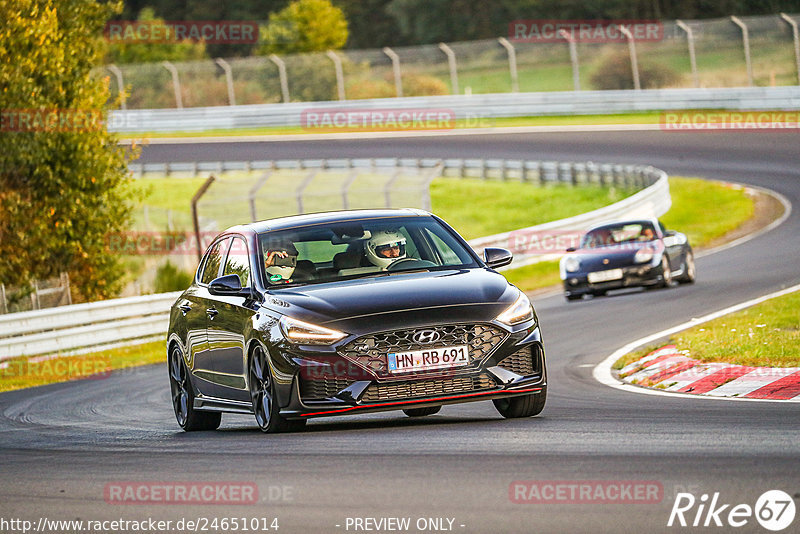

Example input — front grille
[339,323,507,379]
[360,374,496,403]
[498,345,543,376]
[299,377,354,400]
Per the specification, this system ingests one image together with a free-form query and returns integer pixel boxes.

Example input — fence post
[781,13,800,85]
[214,58,236,106]
[619,27,641,90]
[249,165,274,221]
[421,162,443,211]
[676,20,700,88]
[497,37,519,93]
[342,160,359,209]
[383,47,403,97]
[296,165,318,213]
[191,175,216,261]
[0,283,6,314]
[106,64,127,110]
[269,55,291,103]
[161,61,183,108]
[326,51,346,101]
[61,272,72,306]
[731,16,754,87]
[438,43,459,95]
[558,29,581,91]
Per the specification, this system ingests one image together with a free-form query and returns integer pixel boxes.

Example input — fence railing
[109,86,800,133]
[1,159,669,359]
[101,13,800,111]
[0,292,181,361]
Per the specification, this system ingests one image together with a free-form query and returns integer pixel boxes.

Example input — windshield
[581,222,657,249]
[258,217,479,286]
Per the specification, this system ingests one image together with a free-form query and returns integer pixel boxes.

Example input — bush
[346,78,397,99]
[154,261,193,293]
[589,49,681,90]
[399,73,449,96]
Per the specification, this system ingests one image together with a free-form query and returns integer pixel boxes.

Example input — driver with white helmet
[365,229,407,270]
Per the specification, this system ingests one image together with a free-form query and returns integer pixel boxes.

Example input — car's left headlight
[634,247,655,264]
[279,316,347,345]
[496,292,534,326]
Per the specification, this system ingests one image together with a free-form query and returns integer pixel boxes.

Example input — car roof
[223,208,431,235]
[585,218,660,233]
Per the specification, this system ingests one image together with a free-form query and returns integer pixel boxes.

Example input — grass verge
[613,289,800,371]
[0,341,165,394]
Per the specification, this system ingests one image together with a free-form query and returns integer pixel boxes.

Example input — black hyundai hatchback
[167,209,547,432]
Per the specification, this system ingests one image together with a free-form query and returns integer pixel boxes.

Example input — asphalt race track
[2,130,799,533]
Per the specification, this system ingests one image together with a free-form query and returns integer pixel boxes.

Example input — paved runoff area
[619,345,800,400]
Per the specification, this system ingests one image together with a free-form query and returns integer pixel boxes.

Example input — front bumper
[562,262,665,297]
[277,323,546,419]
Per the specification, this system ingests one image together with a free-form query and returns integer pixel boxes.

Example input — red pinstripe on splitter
[743,371,800,400]
[678,366,755,394]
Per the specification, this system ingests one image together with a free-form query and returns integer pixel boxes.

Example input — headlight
[279,316,347,345]
[564,256,580,273]
[496,292,534,326]
[634,248,655,264]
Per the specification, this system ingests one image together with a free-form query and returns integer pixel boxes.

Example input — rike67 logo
[668,490,795,531]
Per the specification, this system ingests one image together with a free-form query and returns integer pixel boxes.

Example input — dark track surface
[2,130,799,533]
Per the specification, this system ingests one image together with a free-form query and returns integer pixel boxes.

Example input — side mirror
[663,230,676,237]
[483,247,513,269]
[566,247,576,253]
[208,274,249,296]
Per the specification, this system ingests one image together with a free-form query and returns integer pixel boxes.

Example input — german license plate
[387,345,470,373]
[588,268,623,283]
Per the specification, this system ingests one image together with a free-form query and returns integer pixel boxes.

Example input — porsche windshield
[258,217,479,286]
[581,222,657,249]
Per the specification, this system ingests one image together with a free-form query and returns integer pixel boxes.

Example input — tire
[566,294,582,301]
[657,256,673,288]
[591,290,607,297]
[168,345,221,431]
[676,250,696,284]
[493,387,547,418]
[403,406,441,417]
[249,345,306,433]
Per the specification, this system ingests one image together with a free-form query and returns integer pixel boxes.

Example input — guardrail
[0,292,181,361]
[109,86,800,133]
[1,159,668,359]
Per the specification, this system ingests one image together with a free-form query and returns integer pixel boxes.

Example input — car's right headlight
[279,316,347,345]
[496,292,535,326]
[563,256,581,272]
[634,247,655,264]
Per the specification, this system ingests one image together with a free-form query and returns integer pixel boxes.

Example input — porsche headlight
[496,292,534,326]
[279,316,347,345]
[634,247,655,264]
[564,256,581,273]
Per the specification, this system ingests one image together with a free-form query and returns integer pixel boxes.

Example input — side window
[223,237,251,287]
[200,238,230,285]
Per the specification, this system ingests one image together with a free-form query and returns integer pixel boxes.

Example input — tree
[0,0,138,301]
[104,7,208,64]
[257,0,348,55]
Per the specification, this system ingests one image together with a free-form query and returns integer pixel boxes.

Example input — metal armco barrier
[108,86,800,133]
[0,292,181,360]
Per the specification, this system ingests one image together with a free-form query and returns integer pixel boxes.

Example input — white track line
[592,283,800,403]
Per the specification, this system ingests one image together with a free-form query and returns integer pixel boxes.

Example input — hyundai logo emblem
[412,329,441,344]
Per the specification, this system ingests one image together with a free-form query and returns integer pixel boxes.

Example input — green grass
[0,341,165,393]
[499,177,756,293]
[614,289,800,371]
[431,179,634,240]
[659,178,754,247]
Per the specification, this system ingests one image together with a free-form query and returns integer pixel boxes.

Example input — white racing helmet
[365,230,407,269]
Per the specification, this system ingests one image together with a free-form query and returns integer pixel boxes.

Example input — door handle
[178,303,192,316]
[206,307,219,319]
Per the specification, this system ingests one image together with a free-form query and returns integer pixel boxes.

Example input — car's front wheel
[249,345,305,433]
[168,345,221,431]
[493,387,547,418]
[677,251,696,284]
[403,406,441,417]
[657,256,673,288]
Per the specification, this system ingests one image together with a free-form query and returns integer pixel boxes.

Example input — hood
[571,241,661,271]
[262,268,516,330]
